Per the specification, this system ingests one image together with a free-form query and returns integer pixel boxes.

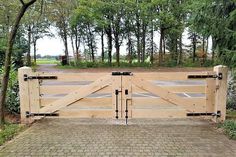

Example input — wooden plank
[122,75,132,118]
[18,67,33,123]
[40,97,112,107]
[28,76,40,113]
[40,85,112,95]
[214,65,228,122]
[131,109,186,118]
[40,75,111,113]
[58,109,113,118]
[132,76,198,112]
[205,78,216,113]
[112,75,122,118]
[132,97,206,112]
[132,85,205,93]
[38,72,109,81]
[133,71,216,81]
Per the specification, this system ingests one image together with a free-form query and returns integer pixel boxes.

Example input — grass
[0,123,25,146]
[226,110,236,119]
[58,61,157,69]
[36,59,59,65]
[218,120,236,140]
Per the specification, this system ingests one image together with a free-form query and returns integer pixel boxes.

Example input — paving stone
[0,118,235,157]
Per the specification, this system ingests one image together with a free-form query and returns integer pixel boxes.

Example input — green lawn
[36,59,59,65]
[0,123,25,146]
[227,110,236,119]
[218,120,236,140]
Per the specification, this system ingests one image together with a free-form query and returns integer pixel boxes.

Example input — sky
[35,26,210,57]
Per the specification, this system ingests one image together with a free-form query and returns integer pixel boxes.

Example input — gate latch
[24,74,57,81]
[26,111,59,118]
[112,72,133,76]
[187,111,221,117]
[188,73,222,80]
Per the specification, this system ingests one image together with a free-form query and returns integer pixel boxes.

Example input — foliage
[0,123,24,146]
[0,67,20,114]
[59,61,152,69]
[227,70,236,110]
[218,120,236,140]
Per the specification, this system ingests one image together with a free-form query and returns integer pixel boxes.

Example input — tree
[0,0,37,125]
[112,0,125,66]
[46,0,75,65]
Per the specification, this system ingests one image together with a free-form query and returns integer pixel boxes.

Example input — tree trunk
[177,35,182,65]
[70,33,76,61]
[127,31,132,64]
[141,23,146,63]
[101,29,104,62]
[33,40,37,64]
[115,37,120,66]
[137,22,141,63]
[106,24,112,64]
[136,6,141,63]
[163,36,166,61]
[63,26,69,65]
[27,25,31,66]
[75,27,80,63]
[159,28,163,66]
[212,37,215,64]
[202,36,205,65]
[0,0,37,125]
[88,26,95,62]
[150,23,154,64]
[192,33,196,63]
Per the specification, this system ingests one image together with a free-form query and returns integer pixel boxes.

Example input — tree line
[47,0,236,67]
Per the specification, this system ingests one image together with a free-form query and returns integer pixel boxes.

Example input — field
[36,59,59,65]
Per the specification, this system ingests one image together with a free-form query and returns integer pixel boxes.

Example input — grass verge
[226,110,236,119]
[36,59,59,65]
[218,120,236,140]
[0,123,25,146]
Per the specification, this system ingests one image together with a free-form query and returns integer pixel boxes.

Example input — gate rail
[18,65,228,124]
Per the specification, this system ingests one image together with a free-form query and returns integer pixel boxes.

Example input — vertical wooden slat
[205,78,216,113]
[112,75,122,119]
[28,77,40,113]
[122,75,132,118]
[214,65,228,122]
[18,67,32,123]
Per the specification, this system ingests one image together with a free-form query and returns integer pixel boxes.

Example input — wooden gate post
[214,65,228,122]
[18,67,32,123]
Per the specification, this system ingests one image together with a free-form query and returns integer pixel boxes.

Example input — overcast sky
[35,27,210,57]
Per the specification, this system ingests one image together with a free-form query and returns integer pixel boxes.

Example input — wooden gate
[18,65,228,123]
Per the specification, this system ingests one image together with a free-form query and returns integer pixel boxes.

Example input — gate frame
[18,65,228,123]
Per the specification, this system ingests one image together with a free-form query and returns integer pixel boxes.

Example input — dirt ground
[37,64,213,73]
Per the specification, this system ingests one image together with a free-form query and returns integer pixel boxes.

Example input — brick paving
[0,118,236,157]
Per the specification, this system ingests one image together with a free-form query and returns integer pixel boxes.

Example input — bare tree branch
[25,0,37,7]
[19,0,25,5]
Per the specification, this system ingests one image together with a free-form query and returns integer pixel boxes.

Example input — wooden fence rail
[18,65,228,123]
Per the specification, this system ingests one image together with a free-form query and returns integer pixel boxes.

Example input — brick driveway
[0,118,236,157]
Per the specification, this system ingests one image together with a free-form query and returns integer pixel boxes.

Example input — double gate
[18,65,228,124]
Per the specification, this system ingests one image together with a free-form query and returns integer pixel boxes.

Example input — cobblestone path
[0,118,236,157]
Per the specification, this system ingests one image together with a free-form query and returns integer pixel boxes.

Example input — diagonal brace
[40,75,111,113]
[132,76,195,112]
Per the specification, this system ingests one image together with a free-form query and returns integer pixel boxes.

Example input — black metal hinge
[26,111,59,118]
[24,74,57,81]
[112,72,133,76]
[187,111,221,117]
[188,73,222,80]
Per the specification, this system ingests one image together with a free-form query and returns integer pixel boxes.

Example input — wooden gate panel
[40,75,111,113]
[112,75,122,119]
[122,75,132,118]
[18,66,228,123]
